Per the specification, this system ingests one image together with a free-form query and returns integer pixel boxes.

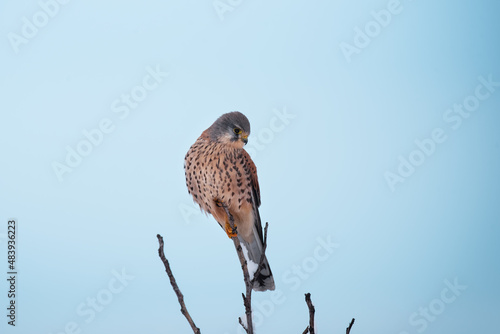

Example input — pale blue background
[1,0,499,333]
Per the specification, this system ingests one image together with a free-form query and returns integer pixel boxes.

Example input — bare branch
[158,227,354,334]
[222,205,254,334]
[157,234,201,334]
[346,318,355,334]
[304,293,315,334]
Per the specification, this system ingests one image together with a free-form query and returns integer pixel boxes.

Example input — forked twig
[222,205,254,334]
[222,205,269,334]
[157,234,201,334]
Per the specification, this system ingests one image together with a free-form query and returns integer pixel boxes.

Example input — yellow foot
[225,220,237,238]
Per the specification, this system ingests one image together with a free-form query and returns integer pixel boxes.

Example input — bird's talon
[225,221,237,238]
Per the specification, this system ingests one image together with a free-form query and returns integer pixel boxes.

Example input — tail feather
[238,225,275,291]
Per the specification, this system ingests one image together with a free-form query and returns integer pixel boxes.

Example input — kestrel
[184,112,275,291]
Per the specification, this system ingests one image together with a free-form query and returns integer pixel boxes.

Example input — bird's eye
[233,128,242,135]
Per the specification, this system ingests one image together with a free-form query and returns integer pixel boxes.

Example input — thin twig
[238,316,248,332]
[346,318,355,334]
[304,293,315,334]
[157,234,201,334]
[222,205,253,334]
[302,327,309,334]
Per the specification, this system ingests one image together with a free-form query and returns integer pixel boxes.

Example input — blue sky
[1,1,499,333]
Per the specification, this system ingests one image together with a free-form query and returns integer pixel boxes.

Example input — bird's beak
[241,135,248,145]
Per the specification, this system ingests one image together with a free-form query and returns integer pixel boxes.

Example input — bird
[184,111,275,291]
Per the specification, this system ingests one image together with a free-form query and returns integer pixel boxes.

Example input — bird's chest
[203,149,245,193]
[186,142,247,196]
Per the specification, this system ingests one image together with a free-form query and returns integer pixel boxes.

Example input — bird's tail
[238,226,275,292]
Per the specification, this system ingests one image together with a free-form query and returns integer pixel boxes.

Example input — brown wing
[241,149,260,207]
[240,149,264,242]
[238,149,275,291]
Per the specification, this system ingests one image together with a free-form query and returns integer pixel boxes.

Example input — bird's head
[205,111,251,149]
